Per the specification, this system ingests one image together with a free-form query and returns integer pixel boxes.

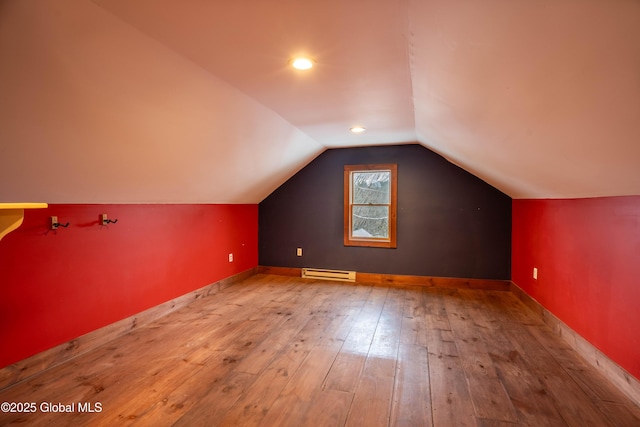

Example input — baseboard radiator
[301,268,356,282]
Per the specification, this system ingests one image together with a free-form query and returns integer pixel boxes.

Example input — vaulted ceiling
[1,0,639,203]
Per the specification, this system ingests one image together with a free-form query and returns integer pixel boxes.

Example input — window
[344,164,397,248]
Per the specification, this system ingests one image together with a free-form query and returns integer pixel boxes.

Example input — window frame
[343,163,397,248]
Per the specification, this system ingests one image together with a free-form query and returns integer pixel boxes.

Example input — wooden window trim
[343,164,397,248]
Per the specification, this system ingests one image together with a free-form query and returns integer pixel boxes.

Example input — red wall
[512,196,640,380]
[0,204,258,368]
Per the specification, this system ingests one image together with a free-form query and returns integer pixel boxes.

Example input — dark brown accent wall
[259,144,511,279]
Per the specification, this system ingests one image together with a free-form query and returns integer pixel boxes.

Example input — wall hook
[51,216,69,230]
[100,214,118,226]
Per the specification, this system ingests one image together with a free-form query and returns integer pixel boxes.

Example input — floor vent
[301,268,356,282]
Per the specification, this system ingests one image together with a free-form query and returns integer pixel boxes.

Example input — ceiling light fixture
[350,126,366,133]
[291,57,314,70]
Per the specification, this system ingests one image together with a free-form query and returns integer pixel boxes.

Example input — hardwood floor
[1,274,639,426]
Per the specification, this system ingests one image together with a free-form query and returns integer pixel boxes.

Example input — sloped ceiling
[1,0,639,203]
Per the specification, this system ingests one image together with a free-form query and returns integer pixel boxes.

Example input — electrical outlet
[296,247,302,257]
[533,267,538,280]
[51,216,58,230]
[101,214,108,226]
[228,253,233,262]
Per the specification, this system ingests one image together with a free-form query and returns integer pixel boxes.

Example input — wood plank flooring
[1,274,639,426]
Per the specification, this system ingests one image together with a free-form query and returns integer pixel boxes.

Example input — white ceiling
[1,0,639,203]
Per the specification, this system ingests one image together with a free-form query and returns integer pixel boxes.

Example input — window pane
[352,171,390,204]
[352,205,389,238]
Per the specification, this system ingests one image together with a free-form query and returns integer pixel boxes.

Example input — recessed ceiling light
[291,57,314,70]
[350,126,366,133]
